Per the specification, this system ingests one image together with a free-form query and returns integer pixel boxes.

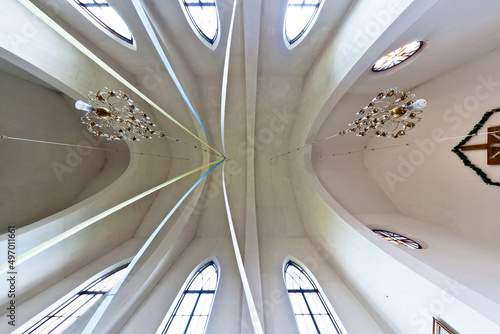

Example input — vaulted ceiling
[1,0,500,333]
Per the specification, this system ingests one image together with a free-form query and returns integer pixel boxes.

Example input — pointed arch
[179,0,221,50]
[23,263,129,333]
[284,259,345,334]
[68,0,135,48]
[283,0,324,49]
[156,261,219,334]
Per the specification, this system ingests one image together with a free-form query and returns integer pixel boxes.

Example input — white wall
[0,67,128,230]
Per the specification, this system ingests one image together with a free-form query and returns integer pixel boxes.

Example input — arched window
[284,261,344,334]
[69,0,134,45]
[157,261,219,334]
[284,0,323,49]
[373,229,422,249]
[180,0,220,49]
[24,264,128,333]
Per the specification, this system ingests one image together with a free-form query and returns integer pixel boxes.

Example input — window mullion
[183,291,202,334]
[301,291,321,334]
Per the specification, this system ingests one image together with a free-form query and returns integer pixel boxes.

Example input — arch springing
[158,261,219,334]
[284,261,344,334]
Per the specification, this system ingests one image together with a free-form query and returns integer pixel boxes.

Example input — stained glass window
[158,261,218,334]
[70,0,134,44]
[373,230,422,249]
[284,261,344,334]
[182,0,219,45]
[284,0,322,46]
[372,41,422,72]
[24,264,128,334]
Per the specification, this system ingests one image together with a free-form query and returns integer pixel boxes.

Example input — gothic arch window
[69,0,134,45]
[284,261,344,333]
[284,0,324,49]
[24,264,128,333]
[180,0,220,49]
[157,261,219,334]
[373,229,422,249]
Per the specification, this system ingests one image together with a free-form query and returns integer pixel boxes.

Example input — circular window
[373,229,422,249]
[372,41,423,72]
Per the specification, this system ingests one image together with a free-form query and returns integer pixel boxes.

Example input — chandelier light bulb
[408,98,427,111]
[75,100,94,112]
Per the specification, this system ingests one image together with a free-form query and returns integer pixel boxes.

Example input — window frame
[156,260,219,334]
[283,0,325,50]
[372,229,422,249]
[22,263,129,334]
[284,259,346,334]
[68,0,136,49]
[371,41,424,72]
[178,0,221,50]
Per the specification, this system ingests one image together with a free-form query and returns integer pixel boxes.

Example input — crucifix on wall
[459,126,500,165]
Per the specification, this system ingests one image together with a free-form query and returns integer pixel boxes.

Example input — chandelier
[75,88,167,141]
[340,88,427,138]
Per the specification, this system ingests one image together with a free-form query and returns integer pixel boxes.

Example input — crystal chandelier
[75,88,167,141]
[340,88,427,138]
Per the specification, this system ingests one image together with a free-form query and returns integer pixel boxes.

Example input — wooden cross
[460,126,500,165]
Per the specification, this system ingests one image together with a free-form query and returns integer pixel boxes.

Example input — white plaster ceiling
[350,0,500,95]
[3,0,500,331]
[4,0,493,247]
[314,0,500,233]
[0,66,130,231]
[23,0,500,242]
[312,0,500,294]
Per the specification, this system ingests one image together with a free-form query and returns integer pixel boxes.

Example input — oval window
[181,0,220,49]
[284,0,323,49]
[69,0,134,45]
[373,229,422,249]
[372,41,423,72]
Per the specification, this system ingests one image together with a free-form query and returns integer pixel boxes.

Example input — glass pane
[185,315,209,334]
[168,315,190,334]
[315,314,338,333]
[304,293,328,315]
[284,262,343,334]
[286,265,315,290]
[296,314,317,334]
[162,262,218,334]
[289,292,309,316]
[176,294,198,316]
[183,0,219,44]
[24,265,128,334]
[372,42,422,72]
[372,229,422,249]
[70,0,133,43]
[284,0,321,44]
[186,7,217,41]
[86,6,133,40]
[193,294,214,316]
[192,315,209,333]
